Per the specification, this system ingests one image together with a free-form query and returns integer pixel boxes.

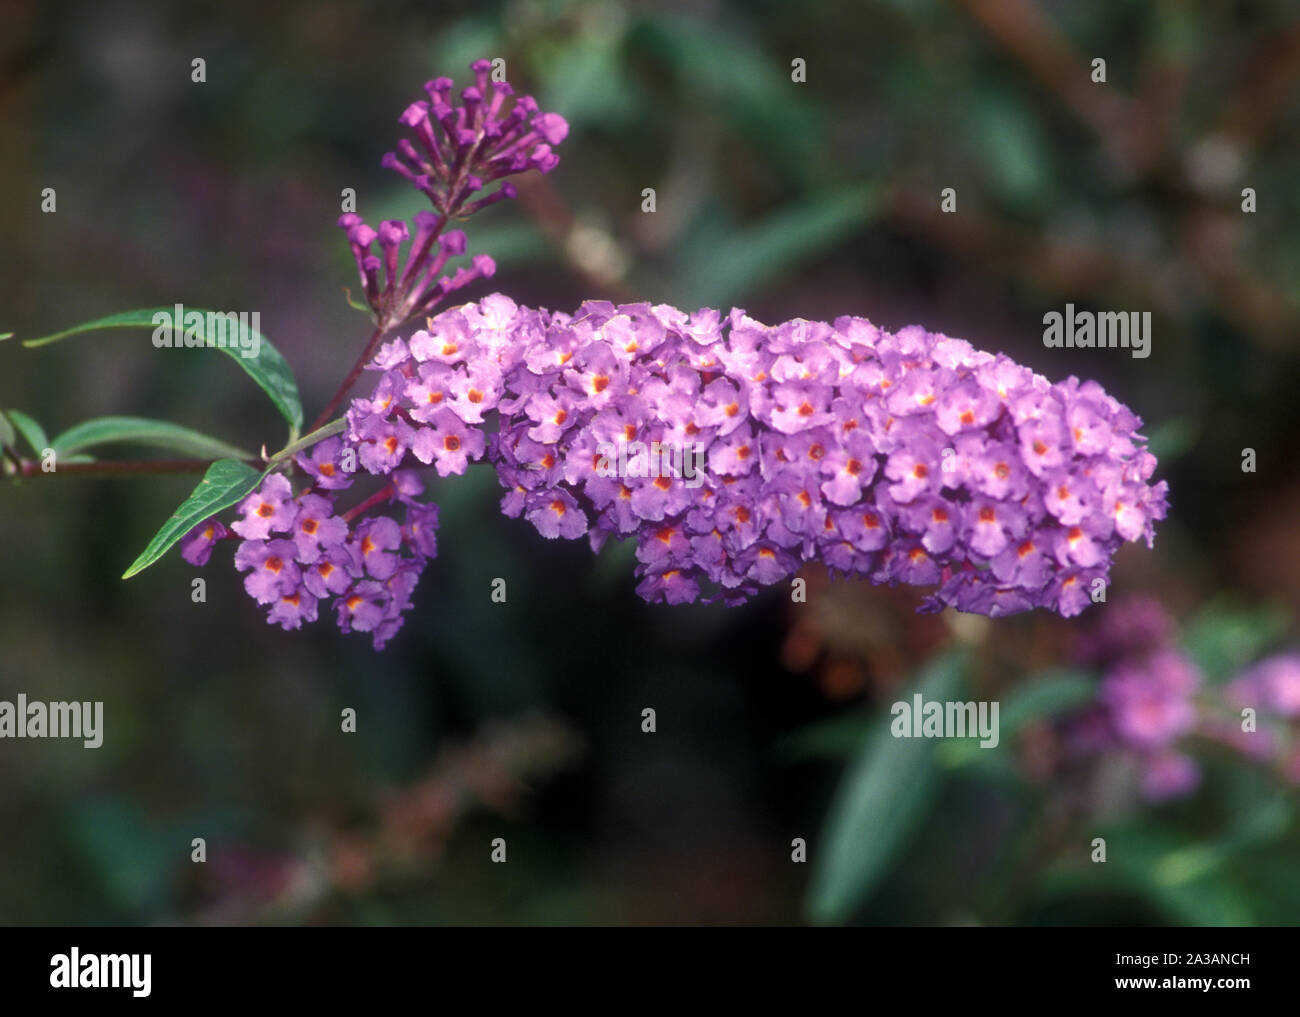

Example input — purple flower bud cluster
[339,213,496,330]
[339,60,567,332]
[339,295,1168,617]
[181,447,439,650]
[382,59,569,216]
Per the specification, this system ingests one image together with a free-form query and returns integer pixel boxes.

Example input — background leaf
[5,409,49,455]
[806,649,966,924]
[1181,600,1290,683]
[998,670,1096,735]
[121,459,267,579]
[677,185,875,308]
[775,711,874,761]
[20,308,303,432]
[52,416,252,461]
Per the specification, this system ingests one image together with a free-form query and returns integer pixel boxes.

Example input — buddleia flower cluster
[183,460,436,649]
[184,59,1169,650]
[339,297,1167,619]
[1062,598,1300,798]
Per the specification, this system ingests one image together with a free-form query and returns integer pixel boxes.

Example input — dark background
[1,0,1298,924]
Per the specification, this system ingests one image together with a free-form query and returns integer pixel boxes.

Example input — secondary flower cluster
[1059,598,1300,799]
[341,295,1168,616]
[341,60,568,332]
[181,455,439,650]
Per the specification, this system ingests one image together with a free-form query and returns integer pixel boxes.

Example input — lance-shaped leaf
[4,409,49,455]
[52,416,252,461]
[17,308,302,432]
[806,649,966,924]
[122,459,268,579]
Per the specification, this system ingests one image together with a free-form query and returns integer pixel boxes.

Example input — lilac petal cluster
[1063,598,1300,800]
[1213,651,1300,781]
[183,451,439,650]
[343,296,1168,617]
[1062,598,1202,800]
[382,59,569,216]
[1226,653,1300,718]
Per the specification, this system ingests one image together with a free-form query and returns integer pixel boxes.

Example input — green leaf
[52,416,253,460]
[0,411,15,449]
[964,85,1052,212]
[998,670,1096,735]
[1145,417,1199,463]
[1181,599,1290,683]
[631,14,831,188]
[932,670,1095,773]
[20,308,302,431]
[677,185,875,308]
[806,650,966,924]
[5,409,49,455]
[775,711,874,761]
[122,459,267,579]
[267,416,346,462]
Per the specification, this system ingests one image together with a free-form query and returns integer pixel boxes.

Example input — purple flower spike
[340,295,1168,618]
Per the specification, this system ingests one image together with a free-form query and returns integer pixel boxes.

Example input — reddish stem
[309,324,388,434]
[342,481,397,523]
[15,457,246,478]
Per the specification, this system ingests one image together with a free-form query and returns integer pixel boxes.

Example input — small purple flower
[180,517,227,566]
[268,588,319,631]
[525,489,588,540]
[404,501,440,559]
[351,516,403,580]
[296,436,355,491]
[231,474,296,541]
[336,580,389,636]
[303,545,357,598]
[352,414,415,475]
[410,407,484,477]
[290,494,349,564]
[234,538,302,605]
